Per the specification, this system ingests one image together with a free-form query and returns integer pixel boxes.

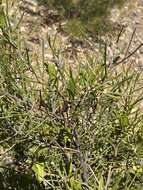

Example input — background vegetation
[37,0,129,36]
[0,0,143,190]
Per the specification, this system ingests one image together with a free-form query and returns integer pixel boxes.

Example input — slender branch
[116,25,125,44]
[114,43,143,65]
[124,28,136,58]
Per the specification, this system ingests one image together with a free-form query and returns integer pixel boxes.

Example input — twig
[124,28,136,58]
[0,133,18,144]
[103,42,107,79]
[114,43,143,65]
[0,144,16,156]
[116,25,125,44]
[104,165,113,190]
[73,127,88,183]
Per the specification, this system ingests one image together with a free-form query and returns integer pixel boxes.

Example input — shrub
[38,0,129,36]
[0,1,143,190]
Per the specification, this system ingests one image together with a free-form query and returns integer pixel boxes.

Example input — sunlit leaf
[32,162,45,183]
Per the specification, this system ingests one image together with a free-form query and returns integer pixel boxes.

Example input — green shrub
[0,1,143,190]
[38,0,129,36]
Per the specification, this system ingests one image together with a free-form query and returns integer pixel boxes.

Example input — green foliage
[38,0,128,36]
[32,162,45,183]
[0,1,143,190]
